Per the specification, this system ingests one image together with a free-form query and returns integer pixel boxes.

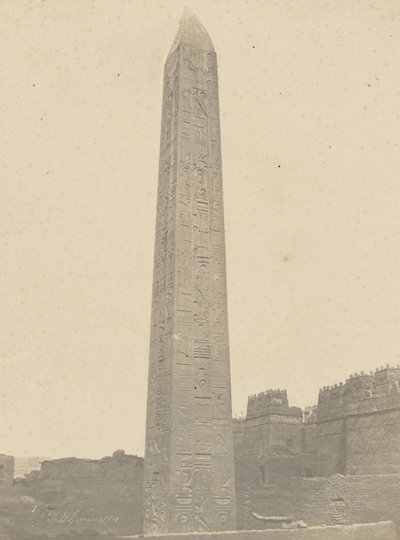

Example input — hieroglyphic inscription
[144,29,236,534]
[144,47,179,536]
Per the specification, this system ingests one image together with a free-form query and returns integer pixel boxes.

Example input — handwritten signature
[31,505,120,525]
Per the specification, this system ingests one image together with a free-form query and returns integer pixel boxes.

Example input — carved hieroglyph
[143,9,236,535]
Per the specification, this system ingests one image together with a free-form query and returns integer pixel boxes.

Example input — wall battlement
[248,389,288,406]
[246,389,303,420]
[317,365,400,422]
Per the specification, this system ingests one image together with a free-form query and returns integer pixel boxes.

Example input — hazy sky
[1,0,400,459]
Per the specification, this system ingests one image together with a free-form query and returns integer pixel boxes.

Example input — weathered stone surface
[123,521,397,539]
[143,9,236,535]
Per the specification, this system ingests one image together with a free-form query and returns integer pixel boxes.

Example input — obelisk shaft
[144,11,236,535]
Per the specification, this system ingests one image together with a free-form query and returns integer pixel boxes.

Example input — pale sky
[1,0,400,459]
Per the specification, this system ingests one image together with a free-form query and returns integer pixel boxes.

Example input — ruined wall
[36,450,142,482]
[0,455,14,486]
[20,451,144,536]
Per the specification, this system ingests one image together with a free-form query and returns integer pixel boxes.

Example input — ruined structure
[18,451,144,537]
[0,454,14,486]
[143,9,236,535]
[29,449,142,483]
[234,365,400,533]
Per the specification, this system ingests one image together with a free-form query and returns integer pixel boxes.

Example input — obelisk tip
[168,7,215,58]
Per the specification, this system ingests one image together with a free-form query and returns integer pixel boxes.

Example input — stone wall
[241,391,304,487]
[234,365,400,483]
[316,365,400,476]
[234,368,400,537]
[246,474,400,537]
[315,386,345,476]
[315,419,345,476]
[346,407,400,475]
[0,455,14,486]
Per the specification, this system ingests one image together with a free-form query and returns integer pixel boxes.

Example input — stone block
[118,521,397,539]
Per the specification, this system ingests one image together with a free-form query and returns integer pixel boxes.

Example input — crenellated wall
[316,365,400,476]
[233,366,400,535]
[246,390,292,419]
[344,366,400,475]
[240,390,304,487]
[234,364,400,485]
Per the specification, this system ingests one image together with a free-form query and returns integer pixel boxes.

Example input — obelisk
[144,9,236,535]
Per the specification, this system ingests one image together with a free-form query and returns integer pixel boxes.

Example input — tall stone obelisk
[144,9,236,535]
